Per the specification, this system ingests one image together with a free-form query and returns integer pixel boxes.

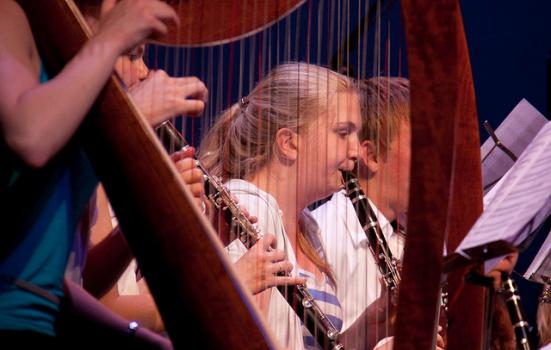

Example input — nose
[136,59,149,81]
[347,132,360,162]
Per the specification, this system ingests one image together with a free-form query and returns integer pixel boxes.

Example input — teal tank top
[0,65,98,336]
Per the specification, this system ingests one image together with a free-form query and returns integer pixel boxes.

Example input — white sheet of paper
[457,122,551,272]
[481,99,548,194]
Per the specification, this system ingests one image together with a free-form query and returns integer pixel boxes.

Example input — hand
[95,0,179,56]
[171,147,205,210]
[486,252,519,290]
[210,193,258,245]
[436,329,445,350]
[234,234,306,295]
[129,70,208,126]
[366,278,398,325]
[372,335,445,350]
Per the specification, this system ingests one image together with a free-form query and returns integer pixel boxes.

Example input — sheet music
[481,99,548,194]
[524,228,551,283]
[457,122,551,270]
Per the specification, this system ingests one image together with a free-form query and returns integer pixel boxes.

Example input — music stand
[444,121,551,273]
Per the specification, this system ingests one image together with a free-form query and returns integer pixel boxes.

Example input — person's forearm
[2,35,120,167]
[101,293,165,333]
[60,279,171,349]
[83,226,134,298]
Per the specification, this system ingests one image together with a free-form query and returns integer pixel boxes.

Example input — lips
[340,159,356,171]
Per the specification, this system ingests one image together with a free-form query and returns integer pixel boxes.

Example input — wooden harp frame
[16,1,279,349]
[395,1,485,349]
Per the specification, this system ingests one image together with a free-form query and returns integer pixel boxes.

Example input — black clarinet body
[501,274,532,350]
[341,170,450,343]
[157,121,344,350]
[341,171,401,290]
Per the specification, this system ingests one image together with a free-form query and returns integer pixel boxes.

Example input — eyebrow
[333,121,358,130]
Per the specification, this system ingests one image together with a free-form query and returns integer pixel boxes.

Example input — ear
[360,140,379,174]
[274,128,298,161]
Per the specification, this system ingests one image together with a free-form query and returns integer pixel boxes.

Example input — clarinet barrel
[501,273,532,350]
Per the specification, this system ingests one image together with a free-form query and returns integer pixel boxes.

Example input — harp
[15,0,308,348]
[19,0,488,349]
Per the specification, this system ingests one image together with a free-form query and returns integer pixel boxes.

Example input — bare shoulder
[0,0,40,76]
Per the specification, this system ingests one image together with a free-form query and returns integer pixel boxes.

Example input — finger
[177,76,202,85]
[177,78,209,101]
[436,334,445,348]
[238,205,250,219]
[267,261,294,275]
[178,99,206,117]
[171,147,195,162]
[165,97,206,118]
[153,69,169,77]
[248,215,258,224]
[266,249,287,263]
[151,1,180,27]
[261,233,277,250]
[188,183,205,198]
[230,194,240,204]
[179,168,204,186]
[173,157,196,173]
[149,19,168,36]
[180,80,209,102]
[267,276,306,289]
[100,0,117,17]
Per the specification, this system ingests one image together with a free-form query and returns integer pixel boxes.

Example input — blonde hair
[199,63,355,286]
[359,77,410,157]
[538,301,551,347]
[199,62,354,181]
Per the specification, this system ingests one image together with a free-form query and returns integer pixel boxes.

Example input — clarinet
[157,121,344,350]
[341,171,449,339]
[500,273,532,350]
[341,171,401,290]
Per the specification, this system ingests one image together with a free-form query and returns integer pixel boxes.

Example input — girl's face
[297,91,361,204]
[115,45,148,88]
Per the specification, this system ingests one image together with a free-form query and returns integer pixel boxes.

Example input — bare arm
[100,280,165,333]
[84,226,134,298]
[83,185,134,298]
[59,279,171,349]
[0,0,178,167]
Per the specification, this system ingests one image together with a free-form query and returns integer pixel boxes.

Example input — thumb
[100,0,117,17]
[261,233,277,250]
[170,146,195,161]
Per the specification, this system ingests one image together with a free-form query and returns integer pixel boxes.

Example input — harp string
[142,1,409,347]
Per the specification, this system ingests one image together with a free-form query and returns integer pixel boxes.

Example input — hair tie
[240,96,250,112]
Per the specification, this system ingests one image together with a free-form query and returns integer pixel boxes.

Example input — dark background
[146,0,551,343]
